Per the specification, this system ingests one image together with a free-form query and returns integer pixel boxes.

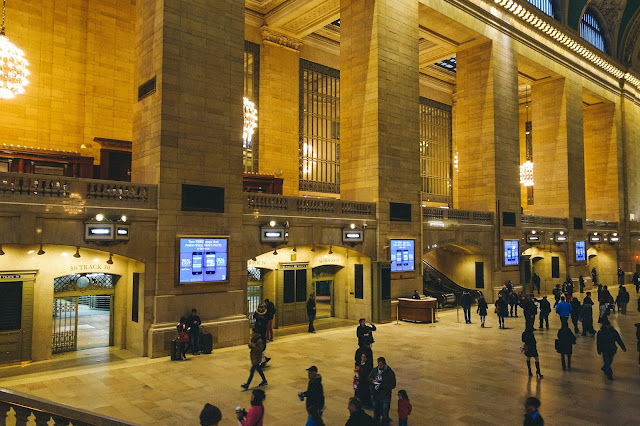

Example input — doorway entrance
[314,280,333,318]
[52,273,118,354]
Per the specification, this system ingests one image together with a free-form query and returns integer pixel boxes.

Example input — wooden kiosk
[397,297,438,323]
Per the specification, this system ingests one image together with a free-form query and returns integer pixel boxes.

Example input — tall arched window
[580,11,606,52]
[527,0,554,18]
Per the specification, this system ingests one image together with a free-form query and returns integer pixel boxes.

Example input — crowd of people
[192,273,640,426]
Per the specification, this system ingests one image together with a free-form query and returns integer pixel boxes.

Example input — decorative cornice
[260,26,303,51]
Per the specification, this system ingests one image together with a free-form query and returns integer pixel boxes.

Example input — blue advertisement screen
[179,238,228,283]
[390,239,415,272]
[503,240,519,266]
[576,241,586,262]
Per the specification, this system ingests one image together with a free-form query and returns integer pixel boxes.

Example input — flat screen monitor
[179,237,228,283]
[503,240,519,266]
[390,239,415,272]
[576,241,586,261]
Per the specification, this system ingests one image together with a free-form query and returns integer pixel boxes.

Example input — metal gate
[52,298,77,353]
[247,285,263,326]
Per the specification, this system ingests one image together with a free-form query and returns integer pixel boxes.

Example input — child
[397,389,412,426]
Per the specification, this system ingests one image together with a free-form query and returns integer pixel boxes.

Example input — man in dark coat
[307,294,316,333]
[532,273,541,295]
[570,297,581,333]
[552,284,562,307]
[591,267,598,286]
[508,291,519,318]
[633,271,640,293]
[557,321,576,370]
[368,357,396,423]
[596,320,626,380]
[461,291,473,323]
[187,308,201,355]
[538,295,551,330]
[522,294,538,331]
[616,286,630,314]
[301,366,324,414]
[345,397,376,426]
[580,293,595,335]
[618,267,625,286]
[357,318,376,347]
[264,299,276,341]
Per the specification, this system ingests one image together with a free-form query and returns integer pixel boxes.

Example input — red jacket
[398,399,412,420]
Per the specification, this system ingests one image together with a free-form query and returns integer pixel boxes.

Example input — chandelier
[520,160,534,186]
[243,97,257,145]
[0,0,29,99]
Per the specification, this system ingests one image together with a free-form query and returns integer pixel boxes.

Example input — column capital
[261,26,303,51]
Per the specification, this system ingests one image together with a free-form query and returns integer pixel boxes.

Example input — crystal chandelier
[243,97,257,145]
[0,0,29,99]
[520,160,534,186]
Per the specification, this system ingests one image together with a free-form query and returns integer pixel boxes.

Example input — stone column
[340,0,421,303]
[132,0,247,356]
[258,27,302,195]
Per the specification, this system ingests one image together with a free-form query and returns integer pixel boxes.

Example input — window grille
[299,59,340,194]
[580,11,606,52]
[434,57,456,72]
[420,98,452,206]
[244,41,260,173]
[527,0,554,17]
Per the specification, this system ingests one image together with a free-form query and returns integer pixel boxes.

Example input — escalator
[423,260,483,307]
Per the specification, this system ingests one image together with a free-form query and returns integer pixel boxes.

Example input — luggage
[170,338,181,361]
[200,332,213,354]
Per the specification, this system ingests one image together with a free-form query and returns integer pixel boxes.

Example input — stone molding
[261,26,303,51]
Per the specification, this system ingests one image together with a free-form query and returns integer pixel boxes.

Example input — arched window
[527,0,554,18]
[580,10,606,52]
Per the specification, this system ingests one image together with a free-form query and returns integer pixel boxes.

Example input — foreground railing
[0,172,157,209]
[0,387,134,425]
[423,207,494,224]
[246,193,376,219]
[521,214,567,228]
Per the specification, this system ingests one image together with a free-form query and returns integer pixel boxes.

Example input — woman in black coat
[556,321,576,370]
[522,327,543,379]
[355,351,373,409]
[496,298,508,329]
[477,296,488,327]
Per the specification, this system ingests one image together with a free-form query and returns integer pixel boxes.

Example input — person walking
[598,300,610,324]
[522,327,543,379]
[345,397,376,426]
[177,318,189,360]
[552,284,562,308]
[579,275,585,293]
[556,321,576,371]
[397,390,412,426]
[580,293,596,336]
[495,297,507,329]
[596,320,626,380]
[241,329,268,389]
[522,294,537,331]
[477,295,488,327]
[307,294,317,333]
[357,318,377,347]
[616,286,630,314]
[569,297,581,334]
[555,296,572,326]
[187,308,202,355]
[236,389,266,426]
[264,299,276,341]
[368,357,396,423]
[532,273,541,295]
[618,267,625,286]
[591,267,598,286]
[633,271,640,294]
[355,352,373,409]
[300,366,325,417]
[461,291,473,323]
[523,397,544,426]
[538,296,551,330]
[509,291,519,318]
[253,305,268,344]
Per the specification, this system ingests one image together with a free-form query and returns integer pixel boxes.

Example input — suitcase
[200,333,213,354]
[170,338,181,361]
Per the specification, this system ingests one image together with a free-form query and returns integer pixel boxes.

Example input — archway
[523,245,566,293]
[587,244,618,285]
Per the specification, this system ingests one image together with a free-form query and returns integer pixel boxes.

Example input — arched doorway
[52,273,119,353]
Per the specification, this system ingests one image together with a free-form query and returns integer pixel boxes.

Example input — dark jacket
[307,298,316,316]
[508,292,519,306]
[524,411,544,426]
[596,325,626,354]
[461,292,472,308]
[357,324,376,347]
[522,299,538,317]
[265,301,276,321]
[187,314,201,333]
[345,409,376,426]
[355,346,374,369]
[496,298,508,317]
[616,289,630,305]
[570,298,581,319]
[368,365,396,401]
[580,298,594,322]
[253,308,268,334]
[539,299,551,315]
[557,327,576,354]
[304,374,324,411]
[249,336,264,366]
[477,298,488,316]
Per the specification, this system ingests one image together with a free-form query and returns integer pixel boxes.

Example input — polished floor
[1,286,640,425]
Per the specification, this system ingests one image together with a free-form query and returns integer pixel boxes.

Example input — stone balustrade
[423,207,494,224]
[586,219,619,230]
[520,214,567,228]
[0,387,134,425]
[0,172,157,209]
[246,193,376,219]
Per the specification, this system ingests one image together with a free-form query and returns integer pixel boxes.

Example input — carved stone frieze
[260,26,303,51]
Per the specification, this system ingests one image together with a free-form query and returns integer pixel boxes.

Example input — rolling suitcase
[171,338,181,361]
[200,332,213,354]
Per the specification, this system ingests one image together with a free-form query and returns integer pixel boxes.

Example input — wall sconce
[328,246,333,255]
[85,213,130,243]
[37,244,45,255]
[106,253,114,264]
[73,247,81,258]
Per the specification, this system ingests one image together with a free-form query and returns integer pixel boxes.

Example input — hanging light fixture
[243,97,258,145]
[520,160,534,186]
[0,0,29,99]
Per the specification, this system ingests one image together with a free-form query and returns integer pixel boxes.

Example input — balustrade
[246,194,376,219]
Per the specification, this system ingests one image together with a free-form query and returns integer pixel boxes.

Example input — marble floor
[2,286,640,425]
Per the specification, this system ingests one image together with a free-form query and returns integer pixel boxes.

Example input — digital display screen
[179,237,228,283]
[576,241,586,261]
[390,239,414,272]
[504,240,519,266]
